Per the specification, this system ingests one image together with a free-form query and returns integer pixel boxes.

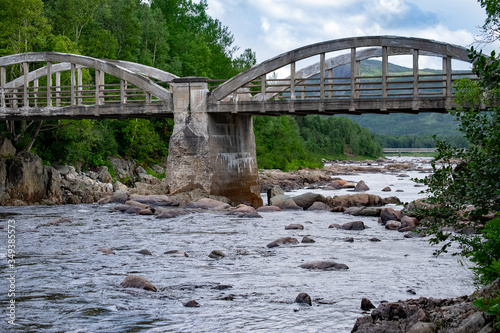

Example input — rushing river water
[0,158,474,332]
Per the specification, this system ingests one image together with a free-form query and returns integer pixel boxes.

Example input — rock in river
[266,237,299,248]
[339,221,366,230]
[285,224,304,230]
[295,293,312,306]
[209,250,226,259]
[120,275,157,292]
[299,261,349,270]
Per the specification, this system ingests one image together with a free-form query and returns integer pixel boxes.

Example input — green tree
[253,116,321,171]
[416,0,500,291]
[0,0,51,55]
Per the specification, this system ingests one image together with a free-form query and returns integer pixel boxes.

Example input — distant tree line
[254,115,382,171]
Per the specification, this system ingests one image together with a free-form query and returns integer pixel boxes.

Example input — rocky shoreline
[1,134,425,207]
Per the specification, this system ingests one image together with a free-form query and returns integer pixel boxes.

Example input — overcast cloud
[205,0,495,71]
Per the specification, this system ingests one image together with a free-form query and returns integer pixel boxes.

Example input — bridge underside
[210,97,454,116]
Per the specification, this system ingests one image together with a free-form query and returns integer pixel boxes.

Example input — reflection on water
[0,163,474,332]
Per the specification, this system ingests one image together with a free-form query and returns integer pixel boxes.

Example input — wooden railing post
[34,79,38,107]
[120,79,127,104]
[260,75,266,113]
[70,64,76,106]
[290,61,296,100]
[77,68,82,105]
[320,53,325,100]
[327,68,333,99]
[350,47,356,100]
[23,62,29,107]
[95,69,104,105]
[446,56,452,97]
[1,66,5,108]
[55,71,61,106]
[261,75,266,101]
[382,46,388,98]
[47,62,52,107]
[413,49,419,98]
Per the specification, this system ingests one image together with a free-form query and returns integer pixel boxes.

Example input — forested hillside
[0,0,383,171]
[338,60,469,148]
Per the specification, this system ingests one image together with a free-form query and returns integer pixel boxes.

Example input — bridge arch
[0,52,174,116]
[209,36,472,106]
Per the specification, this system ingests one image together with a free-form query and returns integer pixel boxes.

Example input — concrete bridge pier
[165,77,262,207]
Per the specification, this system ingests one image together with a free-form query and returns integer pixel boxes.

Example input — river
[0,157,474,332]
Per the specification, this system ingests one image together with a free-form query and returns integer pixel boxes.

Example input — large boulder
[326,193,385,211]
[307,201,331,211]
[108,157,136,181]
[0,137,16,158]
[339,221,366,230]
[185,198,232,210]
[4,152,50,204]
[379,207,402,225]
[97,166,112,183]
[129,194,177,206]
[270,195,302,210]
[267,185,284,205]
[227,204,262,218]
[291,192,325,210]
[353,180,370,192]
[257,205,283,212]
[344,206,382,216]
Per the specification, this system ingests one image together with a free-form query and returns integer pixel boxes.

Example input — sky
[205,0,496,73]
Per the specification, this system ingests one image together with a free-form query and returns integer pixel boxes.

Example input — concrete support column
[209,113,262,207]
[165,77,262,207]
[165,77,212,195]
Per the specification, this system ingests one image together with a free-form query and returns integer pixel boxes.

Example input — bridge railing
[226,71,476,102]
[0,53,174,111]
[1,84,165,108]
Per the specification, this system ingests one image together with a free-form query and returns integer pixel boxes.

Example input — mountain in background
[331,60,464,146]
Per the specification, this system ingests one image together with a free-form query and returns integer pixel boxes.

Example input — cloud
[205,0,488,66]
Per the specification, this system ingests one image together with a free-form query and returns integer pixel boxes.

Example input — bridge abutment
[165,78,262,207]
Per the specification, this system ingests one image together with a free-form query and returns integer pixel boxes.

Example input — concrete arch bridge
[0,36,479,206]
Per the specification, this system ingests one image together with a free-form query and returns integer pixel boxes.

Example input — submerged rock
[97,248,116,255]
[136,249,152,255]
[183,300,200,307]
[165,250,189,257]
[208,250,226,259]
[155,208,190,219]
[227,204,262,218]
[185,198,231,211]
[257,205,283,212]
[120,275,157,292]
[285,224,304,230]
[299,261,349,270]
[266,237,299,248]
[37,217,72,228]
